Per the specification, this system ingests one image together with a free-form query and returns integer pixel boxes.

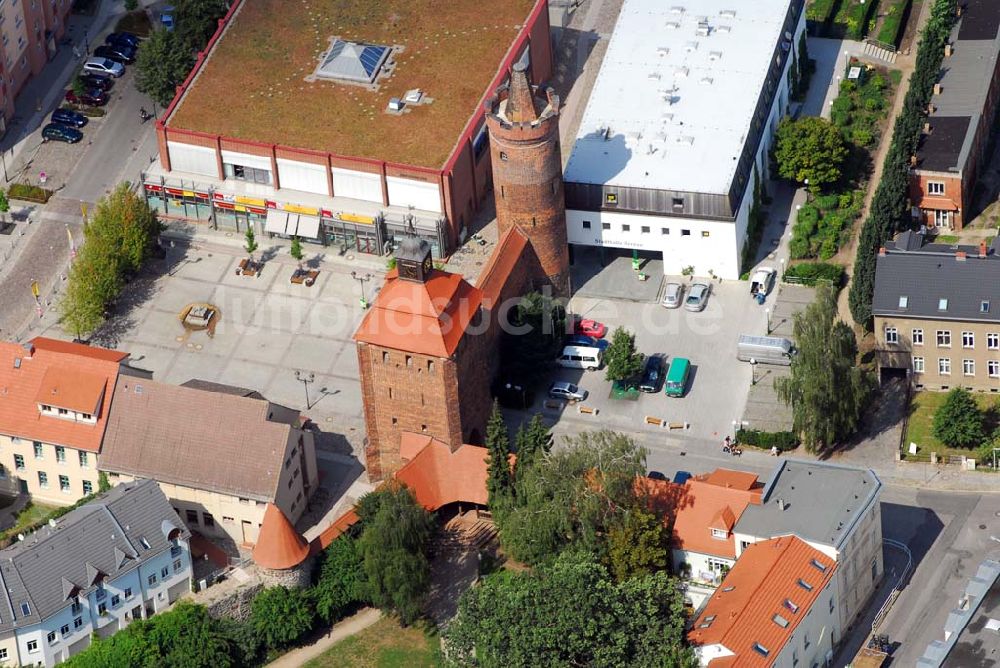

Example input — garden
[304,616,443,668]
[904,388,1000,465]
[807,0,881,39]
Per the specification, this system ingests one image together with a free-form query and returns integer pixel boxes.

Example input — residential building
[872,231,1000,391]
[145,0,553,256]
[562,0,806,279]
[909,0,1000,230]
[0,478,192,667]
[0,338,128,505]
[0,0,71,127]
[97,379,317,551]
[688,536,838,667]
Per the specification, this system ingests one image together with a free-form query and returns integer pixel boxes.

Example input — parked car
[573,317,608,338]
[160,6,175,30]
[105,31,142,49]
[79,73,114,91]
[684,282,711,312]
[662,282,684,309]
[638,355,663,393]
[51,108,87,128]
[647,471,667,481]
[750,267,776,303]
[41,123,83,143]
[548,381,588,402]
[672,471,692,484]
[65,88,108,106]
[94,44,135,65]
[82,57,125,78]
[564,334,610,350]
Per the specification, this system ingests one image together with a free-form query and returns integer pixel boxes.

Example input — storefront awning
[264,210,321,239]
[265,209,289,234]
[293,214,321,239]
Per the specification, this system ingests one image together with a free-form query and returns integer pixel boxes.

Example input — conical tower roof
[252,503,310,570]
[505,62,542,123]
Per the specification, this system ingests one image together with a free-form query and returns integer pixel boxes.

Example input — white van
[557,345,603,371]
[736,335,796,366]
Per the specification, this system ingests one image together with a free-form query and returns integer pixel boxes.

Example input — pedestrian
[723,435,731,450]
[72,46,81,59]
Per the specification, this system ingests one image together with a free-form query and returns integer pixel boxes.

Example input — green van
[664,357,690,397]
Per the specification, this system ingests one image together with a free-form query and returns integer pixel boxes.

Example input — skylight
[753,642,769,657]
[316,39,391,84]
[982,300,990,313]
[898,296,908,308]
[797,578,813,592]
[784,598,799,613]
[938,298,948,311]
[772,613,790,628]
[810,558,828,573]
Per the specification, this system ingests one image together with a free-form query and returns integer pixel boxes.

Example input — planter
[236,258,263,277]
[290,268,319,286]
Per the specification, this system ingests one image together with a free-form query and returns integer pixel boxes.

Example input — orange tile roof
[354,269,484,357]
[477,227,530,305]
[395,434,490,509]
[689,536,837,667]
[0,340,123,453]
[35,367,106,414]
[253,503,310,569]
[672,469,763,559]
[315,507,361,551]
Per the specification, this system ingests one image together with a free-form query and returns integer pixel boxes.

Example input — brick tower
[485,62,570,295]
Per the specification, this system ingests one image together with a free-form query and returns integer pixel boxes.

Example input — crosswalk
[863,40,898,64]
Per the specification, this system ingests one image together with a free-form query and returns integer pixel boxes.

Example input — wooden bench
[578,405,599,415]
[290,269,320,286]
[236,258,263,277]
[667,421,687,430]
[645,416,665,427]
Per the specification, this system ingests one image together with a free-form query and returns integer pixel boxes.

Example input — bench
[644,416,665,427]
[290,269,320,286]
[667,421,688,430]
[578,405,599,415]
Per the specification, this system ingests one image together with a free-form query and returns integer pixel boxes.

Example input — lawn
[303,617,443,668]
[115,10,154,37]
[0,501,60,539]
[904,391,997,458]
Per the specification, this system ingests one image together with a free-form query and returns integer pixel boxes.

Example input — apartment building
[0,338,128,505]
[98,378,318,551]
[0,478,192,667]
[873,231,1000,390]
[0,0,72,126]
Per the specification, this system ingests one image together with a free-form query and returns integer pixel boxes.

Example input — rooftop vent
[677,135,694,146]
[648,72,661,81]
[696,21,711,37]
[675,66,689,78]
[718,24,732,33]
[685,40,699,52]
[657,46,670,56]
[666,21,680,29]
[670,5,685,13]
[699,76,714,85]
[775,498,788,511]
[709,50,723,60]
[720,9,736,17]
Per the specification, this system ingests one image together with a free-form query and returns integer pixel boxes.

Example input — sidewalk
[265,608,382,668]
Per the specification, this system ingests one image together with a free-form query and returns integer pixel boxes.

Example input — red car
[574,318,608,338]
[64,89,108,107]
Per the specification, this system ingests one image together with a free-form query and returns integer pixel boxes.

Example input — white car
[82,57,125,78]
[750,267,777,299]
[662,282,684,308]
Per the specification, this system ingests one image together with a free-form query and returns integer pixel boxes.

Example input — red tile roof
[0,339,123,453]
[395,434,490,509]
[477,227,529,305]
[253,503,310,569]
[672,469,763,559]
[689,536,837,667]
[354,269,484,357]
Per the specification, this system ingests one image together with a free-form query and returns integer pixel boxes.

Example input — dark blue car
[51,108,87,128]
[105,32,141,49]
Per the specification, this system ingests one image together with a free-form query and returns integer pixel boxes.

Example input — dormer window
[982,300,990,313]
[711,528,727,539]
[938,298,948,311]
[40,404,52,412]
[898,296,908,308]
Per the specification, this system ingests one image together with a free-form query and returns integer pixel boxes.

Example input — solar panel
[360,45,387,76]
[316,39,389,83]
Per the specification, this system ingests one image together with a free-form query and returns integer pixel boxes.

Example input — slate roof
[0,479,185,631]
[873,237,1000,323]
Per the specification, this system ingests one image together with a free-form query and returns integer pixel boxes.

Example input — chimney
[21,343,34,358]
[775,498,788,511]
[944,43,952,57]
[927,103,936,114]
[956,250,967,261]
[910,155,918,166]
[923,122,932,134]
[980,240,987,258]
[933,83,942,95]
[878,247,887,256]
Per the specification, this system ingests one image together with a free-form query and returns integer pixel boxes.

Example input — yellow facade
[0,435,100,506]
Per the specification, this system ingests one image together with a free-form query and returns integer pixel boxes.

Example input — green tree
[498,430,647,564]
[606,508,669,582]
[85,183,162,275]
[485,401,513,510]
[775,284,872,452]
[124,0,138,11]
[71,75,88,98]
[250,586,315,650]
[932,388,985,449]
[604,326,644,383]
[175,0,229,51]
[774,117,848,193]
[135,30,195,107]
[499,292,567,386]
[98,470,111,493]
[513,413,551,475]
[244,224,258,259]
[60,259,108,339]
[445,550,694,668]
[355,483,434,624]
[290,236,304,266]
[312,535,368,624]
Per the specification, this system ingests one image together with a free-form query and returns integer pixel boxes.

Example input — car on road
[684,282,711,312]
[664,357,691,397]
[51,108,88,128]
[548,381,588,402]
[574,317,608,338]
[82,57,125,78]
[79,73,114,91]
[564,334,609,350]
[106,32,142,49]
[750,267,776,302]
[94,44,136,65]
[638,355,663,393]
[41,123,83,143]
[65,88,108,106]
[661,282,684,309]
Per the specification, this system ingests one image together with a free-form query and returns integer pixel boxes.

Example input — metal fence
[871,538,913,633]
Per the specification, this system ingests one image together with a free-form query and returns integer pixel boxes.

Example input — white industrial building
[563,0,806,279]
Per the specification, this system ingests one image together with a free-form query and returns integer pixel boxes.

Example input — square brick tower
[354,237,494,481]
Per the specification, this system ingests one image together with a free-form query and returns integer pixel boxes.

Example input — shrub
[8,183,52,203]
[789,233,812,260]
[796,204,820,233]
[783,261,843,286]
[819,238,838,260]
[813,194,840,211]
[932,388,985,449]
[830,97,853,128]
[852,127,875,148]
[736,429,798,451]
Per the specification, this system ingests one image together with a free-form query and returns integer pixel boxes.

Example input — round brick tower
[485,62,570,296]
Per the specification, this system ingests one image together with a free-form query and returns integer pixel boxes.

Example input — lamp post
[765,307,771,334]
[732,420,739,442]
[294,370,320,410]
[351,271,372,309]
[750,358,758,385]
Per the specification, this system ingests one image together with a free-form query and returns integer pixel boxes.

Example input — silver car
[548,381,588,402]
[82,57,125,78]
[662,282,684,308]
[684,282,711,312]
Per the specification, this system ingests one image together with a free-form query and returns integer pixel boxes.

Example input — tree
[124,0,138,10]
[98,471,111,493]
[135,30,195,107]
[498,430,647,564]
[290,236,303,267]
[606,508,669,582]
[250,586,315,650]
[774,117,848,193]
[244,224,258,259]
[604,326,644,383]
[355,483,434,624]
[312,535,368,624]
[175,0,229,51]
[499,292,566,386]
[932,388,985,449]
[60,259,109,339]
[485,401,513,510]
[513,413,551,475]
[775,284,872,452]
[445,551,694,668]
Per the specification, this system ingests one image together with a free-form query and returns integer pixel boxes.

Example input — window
[796,578,813,591]
[20,602,29,616]
[681,229,691,236]
[672,197,684,209]
[59,475,70,492]
[913,357,925,374]
[606,193,618,204]
[185,510,198,524]
[33,442,43,459]
[73,616,83,629]
[884,327,898,344]
[739,540,751,552]
[82,480,92,495]
[55,446,65,463]
[37,471,48,488]
[47,631,56,644]
[97,602,106,615]
[938,298,948,311]
[872,558,878,582]
[752,642,769,657]
[964,359,975,376]
[661,227,670,235]
[621,224,630,232]
[898,296,908,308]
[582,220,591,229]
[171,540,182,557]
[927,181,945,195]
[983,300,991,313]
[27,640,37,653]
[13,454,24,471]
[803,632,810,649]
[701,230,711,237]
[382,351,389,364]
[912,329,924,345]
[223,515,234,524]
[125,587,133,599]
[148,574,157,586]
[174,559,183,572]
[641,225,650,234]
[161,566,169,578]
[711,528,727,539]
[499,151,508,162]
[60,624,69,635]
[601,222,611,230]
[111,594,120,607]
[829,597,835,614]
[989,361,999,378]
[202,512,215,527]
[95,585,106,601]
[939,358,951,375]
[783,598,799,613]
[70,598,81,615]
[223,162,271,185]
[937,330,951,347]
[962,331,975,348]
[989,333,999,350]
[79,451,89,468]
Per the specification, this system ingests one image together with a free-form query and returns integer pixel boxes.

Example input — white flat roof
[564,0,794,196]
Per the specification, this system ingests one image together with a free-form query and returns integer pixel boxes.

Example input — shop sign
[235,195,267,207]
[145,183,163,193]
[215,201,235,210]
[321,209,333,218]
[248,207,267,215]
[284,203,319,216]
[340,212,375,225]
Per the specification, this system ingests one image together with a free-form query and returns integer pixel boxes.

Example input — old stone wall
[204,582,263,623]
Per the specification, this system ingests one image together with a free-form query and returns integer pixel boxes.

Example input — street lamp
[295,370,318,410]
[750,358,758,385]
[351,271,373,309]
[765,307,771,334]
[732,420,739,441]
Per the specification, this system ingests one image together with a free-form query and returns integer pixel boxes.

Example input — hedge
[877,0,912,47]
[807,0,838,24]
[784,261,844,286]
[849,0,957,327]
[737,428,799,451]
[8,183,53,203]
